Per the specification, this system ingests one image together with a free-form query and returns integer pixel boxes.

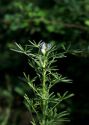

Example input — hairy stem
[42,55,47,125]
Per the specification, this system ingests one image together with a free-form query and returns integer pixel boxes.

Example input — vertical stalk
[42,55,47,125]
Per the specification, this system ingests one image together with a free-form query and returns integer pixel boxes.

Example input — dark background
[0,0,89,125]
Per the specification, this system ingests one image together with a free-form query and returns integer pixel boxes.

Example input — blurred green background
[0,0,89,125]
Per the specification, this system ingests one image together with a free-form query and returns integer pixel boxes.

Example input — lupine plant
[12,41,73,125]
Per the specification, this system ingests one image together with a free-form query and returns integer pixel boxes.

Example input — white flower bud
[47,43,51,50]
[40,42,46,55]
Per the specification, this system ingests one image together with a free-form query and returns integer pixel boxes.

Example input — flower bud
[40,42,46,55]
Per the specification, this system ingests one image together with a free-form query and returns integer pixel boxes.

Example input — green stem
[42,56,47,125]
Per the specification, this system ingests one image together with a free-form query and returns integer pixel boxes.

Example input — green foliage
[1,0,89,51]
[1,0,89,125]
[12,41,74,125]
[0,84,13,125]
[1,0,89,39]
[1,0,89,53]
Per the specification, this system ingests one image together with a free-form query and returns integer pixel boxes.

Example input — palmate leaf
[24,94,42,125]
[60,91,74,100]
[23,73,42,98]
[46,109,69,125]
[24,95,37,125]
[28,40,40,48]
[11,42,37,57]
[48,91,74,114]
[48,72,72,90]
[24,94,32,112]
[11,42,25,53]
